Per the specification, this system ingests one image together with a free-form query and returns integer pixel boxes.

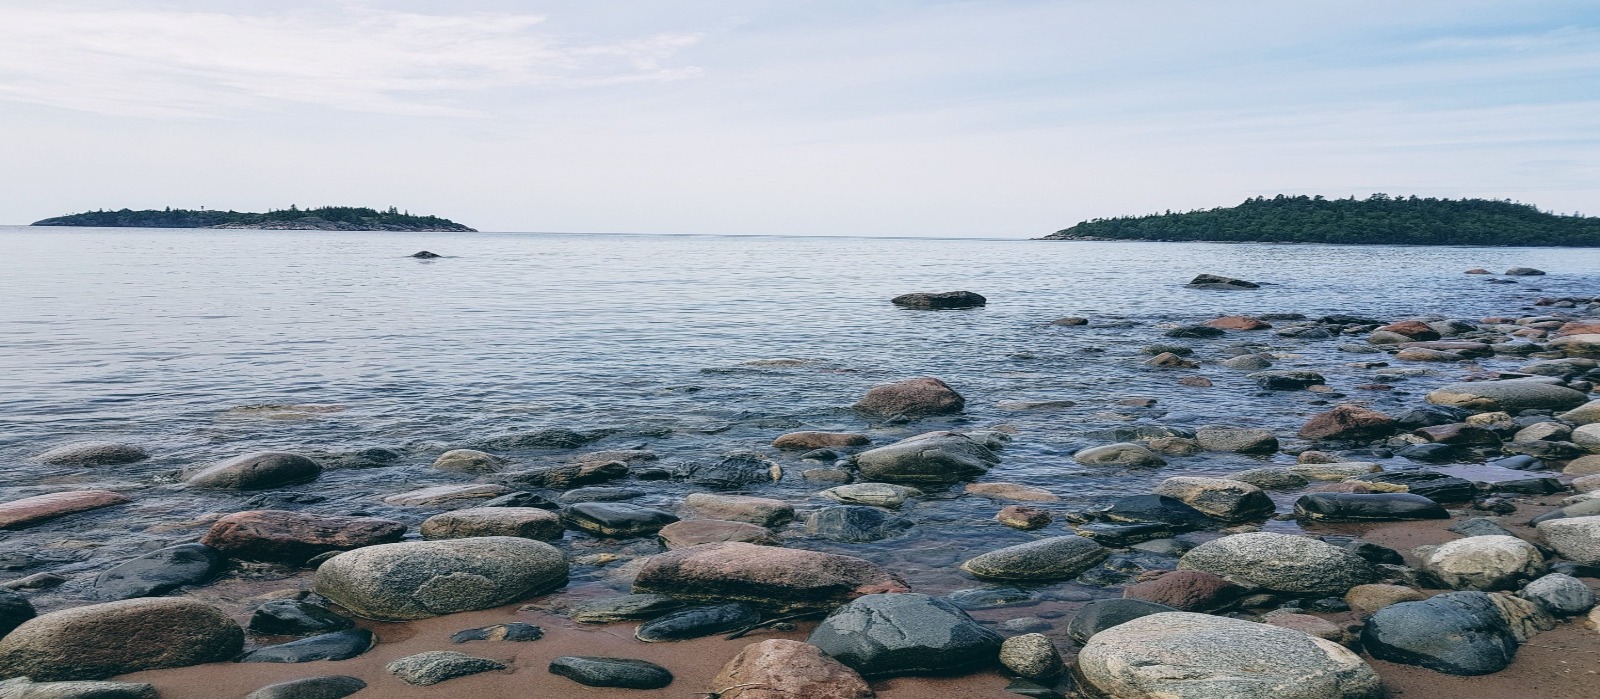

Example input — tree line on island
[31,205,475,232]
[1042,194,1600,247]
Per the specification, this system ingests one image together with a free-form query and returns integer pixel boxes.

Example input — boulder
[183,451,322,490]
[998,633,1063,682]
[682,493,794,526]
[890,291,986,309]
[1186,274,1259,290]
[1179,532,1377,595]
[0,491,129,530]
[1248,370,1326,391]
[549,656,673,689]
[959,536,1108,581]
[855,432,998,483]
[676,452,782,489]
[1361,591,1520,675]
[1194,426,1279,453]
[1145,352,1198,368]
[240,629,374,663]
[386,651,504,686]
[1426,380,1590,412]
[1067,598,1179,643]
[420,507,562,541]
[1073,442,1166,467]
[1293,493,1448,522]
[658,519,775,549]
[773,432,870,449]
[851,377,965,416]
[0,598,243,681]
[563,502,678,537]
[1535,515,1600,562]
[1423,536,1544,591]
[244,676,366,699]
[710,639,873,699]
[819,483,923,508]
[1375,320,1441,341]
[35,442,148,467]
[1078,612,1382,699]
[1123,570,1245,612]
[313,537,568,620]
[0,678,157,699]
[806,593,1002,678]
[1298,405,1397,441]
[1519,573,1594,616]
[380,484,511,507]
[633,542,908,612]
[1154,477,1274,521]
[1504,267,1545,276]
[201,510,406,564]
[91,543,225,600]
[431,449,505,474]
[806,506,911,543]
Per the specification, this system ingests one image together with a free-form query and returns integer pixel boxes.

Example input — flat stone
[549,656,673,689]
[1099,494,1213,531]
[420,507,563,541]
[676,453,782,489]
[635,603,761,642]
[35,442,149,467]
[244,676,366,699]
[1287,462,1382,480]
[451,622,544,643]
[201,510,406,564]
[313,537,568,621]
[773,432,870,449]
[1350,470,1476,503]
[1345,584,1427,613]
[710,638,873,699]
[0,491,130,530]
[960,536,1109,581]
[963,482,1059,502]
[806,593,1002,678]
[91,544,225,600]
[381,484,512,507]
[1293,493,1449,522]
[240,629,374,663]
[0,598,243,681]
[183,451,322,490]
[890,291,987,309]
[631,542,908,612]
[818,483,923,509]
[852,377,965,416]
[563,502,678,537]
[1195,426,1279,453]
[658,519,775,549]
[475,427,599,451]
[1073,522,1174,547]
[500,461,630,490]
[1228,468,1310,489]
[682,493,794,526]
[387,650,505,686]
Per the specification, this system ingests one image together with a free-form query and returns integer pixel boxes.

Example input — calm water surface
[3,226,1598,607]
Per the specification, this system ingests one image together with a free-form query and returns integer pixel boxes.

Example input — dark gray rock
[477,428,600,451]
[1186,274,1259,290]
[451,622,544,643]
[92,544,225,601]
[569,594,685,623]
[479,491,559,509]
[36,442,149,467]
[0,678,157,698]
[562,502,678,537]
[557,487,645,504]
[891,291,987,309]
[245,676,366,699]
[1293,493,1448,522]
[1164,325,1225,338]
[239,629,373,663]
[1072,522,1175,547]
[248,600,354,635]
[1248,370,1326,390]
[1487,476,1566,494]
[1518,573,1594,616]
[805,506,912,543]
[675,452,780,489]
[386,651,505,686]
[807,593,1003,678]
[854,432,998,484]
[1066,598,1179,643]
[1098,495,1214,532]
[1350,471,1476,503]
[549,656,673,689]
[410,251,442,259]
[960,536,1109,581]
[1449,518,1518,538]
[634,603,761,642]
[1361,591,1519,675]
[183,452,323,490]
[0,588,37,637]
[1395,443,1461,462]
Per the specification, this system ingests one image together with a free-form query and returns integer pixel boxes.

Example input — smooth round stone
[35,442,149,466]
[0,598,243,681]
[0,490,131,530]
[1073,442,1166,467]
[549,656,674,689]
[569,595,686,623]
[1067,598,1179,643]
[1294,493,1449,522]
[563,502,678,537]
[1079,612,1381,699]
[1247,370,1326,391]
[420,507,563,541]
[854,432,998,483]
[1518,573,1595,616]
[313,537,568,621]
[851,376,966,416]
[1361,591,1520,675]
[1534,515,1600,563]
[451,622,544,643]
[91,543,225,600]
[248,599,354,635]
[635,603,761,642]
[1426,380,1590,412]
[818,483,923,508]
[431,449,505,474]
[806,506,912,543]
[964,482,1059,502]
[711,639,873,699]
[387,651,505,686]
[1422,535,1545,591]
[1179,532,1377,595]
[999,633,1063,681]
[681,493,794,526]
[200,510,407,564]
[244,676,366,699]
[773,431,870,449]
[183,451,322,489]
[240,629,374,663]
[960,536,1109,581]
[806,593,1002,678]
[658,519,775,549]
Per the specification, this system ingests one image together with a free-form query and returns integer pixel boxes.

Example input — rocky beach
[4,230,1600,699]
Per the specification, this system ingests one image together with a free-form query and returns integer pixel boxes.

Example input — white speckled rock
[314,537,567,621]
[1535,515,1600,563]
[1421,536,1544,591]
[1179,532,1376,595]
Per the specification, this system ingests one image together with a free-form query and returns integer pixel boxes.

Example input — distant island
[1041,194,1600,246]
[31,205,476,232]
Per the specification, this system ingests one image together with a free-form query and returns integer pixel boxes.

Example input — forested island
[31,205,476,232]
[1041,194,1600,246]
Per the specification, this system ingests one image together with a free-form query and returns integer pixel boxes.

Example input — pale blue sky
[1,1,1596,236]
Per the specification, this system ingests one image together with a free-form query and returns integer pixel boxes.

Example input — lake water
[3,226,1598,606]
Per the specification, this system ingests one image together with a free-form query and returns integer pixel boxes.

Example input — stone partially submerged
[632,542,908,612]
[1179,532,1377,595]
[854,432,998,483]
[851,377,965,417]
[960,536,1109,581]
[1426,379,1590,413]
[313,537,568,621]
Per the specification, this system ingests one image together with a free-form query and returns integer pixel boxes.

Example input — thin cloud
[0,6,702,118]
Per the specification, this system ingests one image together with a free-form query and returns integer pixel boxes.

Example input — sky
[0,1,1596,237]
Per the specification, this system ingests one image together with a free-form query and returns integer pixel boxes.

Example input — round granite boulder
[1422,535,1545,591]
[1179,532,1377,595]
[0,598,243,681]
[1426,380,1590,413]
[313,537,568,621]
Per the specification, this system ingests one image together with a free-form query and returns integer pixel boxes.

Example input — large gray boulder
[1519,573,1595,616]
[0,598,243,681]
[959,536,1109,581]
[1078,612,1382,699]
[313,537,568,621]
[1425,380,1590,413]
[1179,532,1376,595]
[183,451,322,490]
[854,432,998,483]
[807,593,1002,678]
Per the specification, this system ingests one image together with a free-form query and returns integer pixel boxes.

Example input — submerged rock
[183,451,322,490]
[658,519,776,549]
[1098,494,1214,531]
[677,452,782,489]
[855,431,998,483]
[960,536,1109,581]
[806,506,912,543]
[1153,476,1274,521]
[1073,442,1165,467]
[91,543,225,600]
[773,431,871,449]
[420,507,563,541]
[635,602,761,642]
[313,537,568,621]
[851,377,965,417]
[1194,426,1279,453]
[430,449,505,474]
[201,510,406,564]
[1248,370,1326,391]
[35,442,149,467]
[819,483,922,508]
[1426,380,1590,412]
[632,542,908,612]
[807,593,1002,678]
[1185,274,1259,290]
[0,490,130,530]
[682,493,795,526]
[563,502,678,537]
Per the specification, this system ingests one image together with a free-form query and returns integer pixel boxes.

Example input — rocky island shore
[30,206,475,232]
[3,274,1600,698]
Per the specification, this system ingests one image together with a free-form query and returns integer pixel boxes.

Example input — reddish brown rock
[996,505,1053,530]
[1122,570,1244,612]
[419,507,562,541]
[851,377,964,417]
[772,432,871,450]
[657,519,776,550]
[1263,611,1351,644]
[632,542,909,612]
[1558,322,1600,337]
[0,491,129,530]
[1177,376,1213,387]
[1297,405,1397,441]
[710,639,873,699]
[1204,316,1272,331]
[201,510,406,564]
[1376,320,1440,341]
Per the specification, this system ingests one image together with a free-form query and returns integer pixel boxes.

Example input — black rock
[1066,598,1179,644]
[549,656,674,689]
[1351,471,1476,503]
[1098,495,1214,532]
[1488,477,1565,495]
[807,593,1003,678]
[1141,344,1195,356]
[410,251,442,259]
[1395,443,1461,463]
[477,428,601,450]
[239,629,374,663]
[249,599,354,635]
[92,544,226,601]
[0,588,37,637]
[1361,591,1519,675]
[451,622,544,643]
[1164,325,1226,339]
[1089,425,1196,441]
[1487,455,1546,471]
[1293,493,1449,522]
[1345,541,1406,566]
[675,453,779,489]
[1005,678,1070,699]
[943,587,1036,610]
[805,506,913,543]
[891,291,988,309]
[1551,561,1600,578]
[1395,406,1472,429]
[558,487,646,504]
[1186,274,1259,290]
[479,491,559,509]
[635,603,761,642]
[1504,441,1589,460]
[245,675,367,699]
[1318,314,1384,326]
[1248,370,1327,390]
[561,502,678,537]
[1072,522,1174,547]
